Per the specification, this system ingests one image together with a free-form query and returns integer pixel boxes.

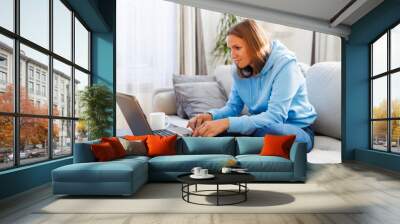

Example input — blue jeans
[252,123,314,152]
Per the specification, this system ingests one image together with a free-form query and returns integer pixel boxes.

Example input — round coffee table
[177,172,255,206]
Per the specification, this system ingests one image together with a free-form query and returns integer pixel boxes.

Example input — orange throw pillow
[260,134,296,159]
[91,142,117,161]
[124,135,149,142]
[146,135,177,157]
[101,137,127,158]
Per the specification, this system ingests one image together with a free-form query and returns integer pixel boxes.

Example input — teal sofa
[52,137,307,196]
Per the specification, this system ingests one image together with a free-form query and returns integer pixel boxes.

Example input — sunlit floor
[0,162,400,224]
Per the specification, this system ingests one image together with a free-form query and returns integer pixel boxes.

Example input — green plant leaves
[79,84,113,140]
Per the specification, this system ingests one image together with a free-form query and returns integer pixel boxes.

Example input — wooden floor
[1,162,400,224]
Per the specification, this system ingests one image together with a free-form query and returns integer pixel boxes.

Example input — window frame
[0,0,92,171]
[370,21,400,154]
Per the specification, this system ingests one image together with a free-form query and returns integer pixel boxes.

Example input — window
[0,35,13,113]
[0,0,91,170]
[28,81,34,94]
[20,0,49,49]
[42,85,46,97]
[74,69,89,119]
[0,55,7,67]
[371,23,400,154]
[35,70,41,81]
[0,71,6,85]
[0,0,14,32]
[29,67,34,80]
[53,59,72,117]
[53,119,72,158]
[75,18,89,70]
[0,116,13,170]
[36,83,40,95]
[53,0,72,60]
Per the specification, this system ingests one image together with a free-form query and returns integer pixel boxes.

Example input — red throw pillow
[260,134,296,159]
[101,137,127,158]
[146,135,177,157]
[91,142,117,161]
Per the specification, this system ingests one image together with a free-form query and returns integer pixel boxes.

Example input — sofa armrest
[73,140,100,163]
[152,88,177,115]
[289,142,307,182]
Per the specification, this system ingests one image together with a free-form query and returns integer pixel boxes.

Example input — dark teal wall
[0,158,72,199]
[91,0,116,135]
[343,0,400,171]
[91,32,115,135]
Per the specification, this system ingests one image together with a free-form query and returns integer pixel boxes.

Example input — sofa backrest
[235,137,264,155]
[73,139,100,163]
[178,137,236,155]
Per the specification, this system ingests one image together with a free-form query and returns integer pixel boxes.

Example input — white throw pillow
[306,62,341,139]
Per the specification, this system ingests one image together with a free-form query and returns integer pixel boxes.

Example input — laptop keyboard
[152,129,177,136]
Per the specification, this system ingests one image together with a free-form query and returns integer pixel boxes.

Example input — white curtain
[116,0,177,118]
[312,32,341,64]
[176,6,208,75]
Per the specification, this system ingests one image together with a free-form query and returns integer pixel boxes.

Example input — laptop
[116,93,192,136]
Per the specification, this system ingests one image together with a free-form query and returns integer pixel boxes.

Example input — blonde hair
[228,19,270,77]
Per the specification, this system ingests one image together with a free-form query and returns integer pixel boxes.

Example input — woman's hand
[192,119,229,137]
[187,113,213,130]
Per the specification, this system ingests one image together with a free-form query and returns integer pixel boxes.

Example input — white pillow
[306,62,341,139]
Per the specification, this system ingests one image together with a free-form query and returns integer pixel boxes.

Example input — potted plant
[212,13,241,65]
[79,84,113,140]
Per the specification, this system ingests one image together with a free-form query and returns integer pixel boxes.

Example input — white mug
[149,112,169,130]
[191,167,202,176]
[221,167,232,174]
[200,169,208,176]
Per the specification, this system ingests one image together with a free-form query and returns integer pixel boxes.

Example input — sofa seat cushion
[149,154,235,172]
[236,155,293,172]
[53,159,147,183]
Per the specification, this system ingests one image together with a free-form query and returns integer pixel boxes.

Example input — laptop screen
[116,93,153,135]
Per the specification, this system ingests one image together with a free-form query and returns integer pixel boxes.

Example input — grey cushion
[119,138,147,156]
[174,82,227,118]
[173,75,217,118]
[214,65,234,97]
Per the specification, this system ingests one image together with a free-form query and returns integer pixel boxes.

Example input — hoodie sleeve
[208,79,244,120]
[227,61,303,134]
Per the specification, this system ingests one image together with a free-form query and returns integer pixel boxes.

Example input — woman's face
[226,35,251,69]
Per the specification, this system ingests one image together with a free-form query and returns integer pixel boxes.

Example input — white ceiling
[226,0,352,22]
[166,0,384,37]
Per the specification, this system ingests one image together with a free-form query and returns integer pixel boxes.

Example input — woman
[187,19,317,152]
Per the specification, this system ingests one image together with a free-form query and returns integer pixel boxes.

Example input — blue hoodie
[209,40,317,135]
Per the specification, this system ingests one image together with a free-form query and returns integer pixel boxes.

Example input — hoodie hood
[260,40,297,76]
